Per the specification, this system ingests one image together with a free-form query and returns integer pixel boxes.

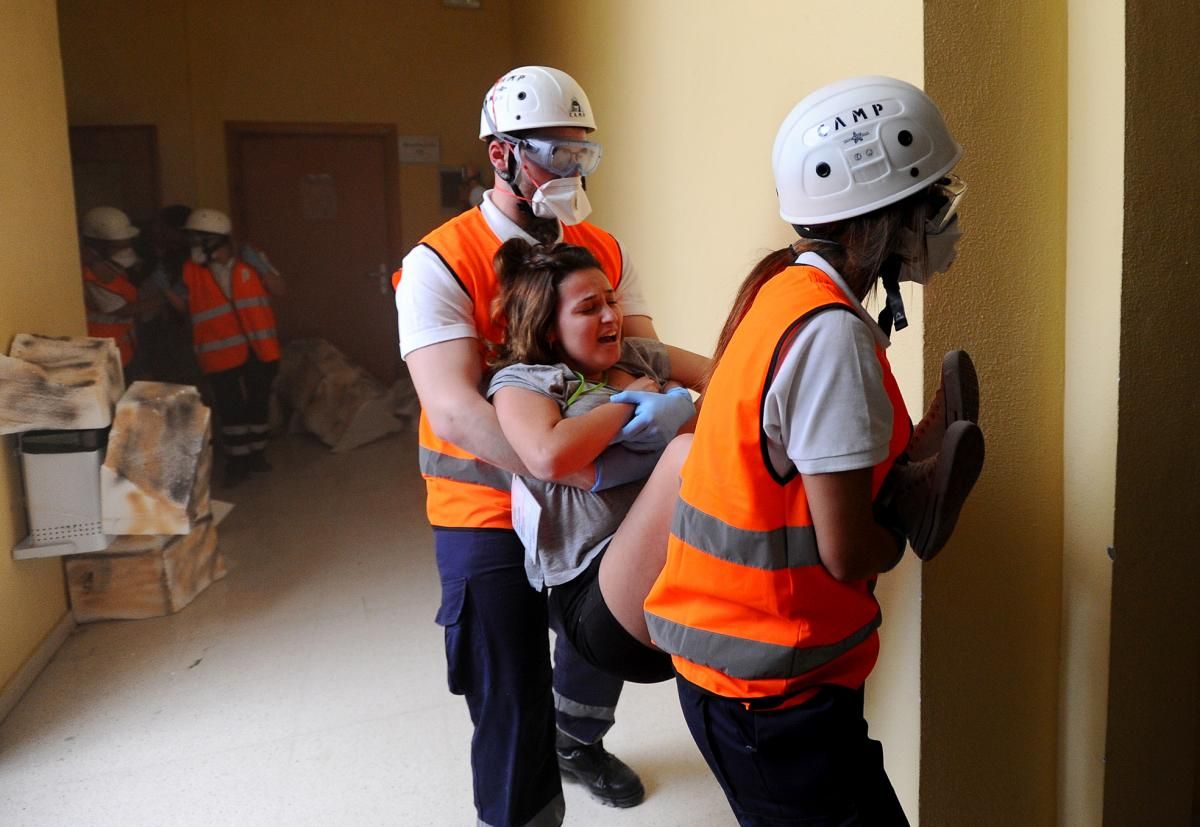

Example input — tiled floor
[0,433,731,825]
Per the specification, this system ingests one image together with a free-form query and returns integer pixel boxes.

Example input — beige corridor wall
[0,1,83,697]
[1058,2,1122,823]
[513,0,926,816]
[923,2,1067,824]
[58,0,516,253]
[1104,1,1200,822]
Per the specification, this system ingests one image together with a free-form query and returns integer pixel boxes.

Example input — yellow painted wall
[58,0,516,254]
[923,1,1068,823]
[1104,1,1200,822]
[0,1,82,698]
[1059,2,1122,823]
[513,0,927,815]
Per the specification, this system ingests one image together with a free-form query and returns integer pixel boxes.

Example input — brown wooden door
[228,123,401,382]
[69,125,161,226]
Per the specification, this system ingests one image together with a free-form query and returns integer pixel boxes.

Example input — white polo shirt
[396,191,652,359]
[762,252,897,477]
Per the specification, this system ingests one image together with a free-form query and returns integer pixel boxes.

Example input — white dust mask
[530,176,592,225]
[110,248,139,269]
[898,217,963,285]
[190,246,208,265]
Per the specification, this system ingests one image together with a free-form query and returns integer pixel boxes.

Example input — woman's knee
[659,433,693,475]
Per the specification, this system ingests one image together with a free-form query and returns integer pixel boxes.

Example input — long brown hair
[490,238,604,369]
[708,191,928,381]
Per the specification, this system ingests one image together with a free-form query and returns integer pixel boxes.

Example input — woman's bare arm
[493,380,654,480]
[802,468,903,582]
[664,344,711,392]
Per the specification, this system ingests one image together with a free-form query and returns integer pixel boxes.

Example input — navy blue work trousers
[677,679,909,826]
[434,528,625,827]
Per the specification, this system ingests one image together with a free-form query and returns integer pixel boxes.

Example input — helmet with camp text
[480,66,597,139]
[773,76,962,225]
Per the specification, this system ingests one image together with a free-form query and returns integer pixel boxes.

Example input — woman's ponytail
[706,246,798,383]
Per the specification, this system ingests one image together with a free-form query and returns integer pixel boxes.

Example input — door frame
[68,124,162,223]
[224,121,403,267]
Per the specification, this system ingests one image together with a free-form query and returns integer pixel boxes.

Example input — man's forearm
[430,395,528,475]
[431,398,596,488]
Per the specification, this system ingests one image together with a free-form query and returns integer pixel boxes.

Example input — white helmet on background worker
[184,208,234,266]
[184,208,233,237]
[772,76,962,226]
[479,66,597,139]
[81,206,139,242]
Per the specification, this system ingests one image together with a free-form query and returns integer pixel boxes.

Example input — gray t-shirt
[487,337,670,590]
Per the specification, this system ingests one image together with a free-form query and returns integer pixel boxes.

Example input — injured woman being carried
[486,238,708,684]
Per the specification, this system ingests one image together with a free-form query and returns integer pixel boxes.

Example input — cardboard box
[65,519,225,623]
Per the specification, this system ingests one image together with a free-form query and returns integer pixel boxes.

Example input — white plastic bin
[14,428,112,558]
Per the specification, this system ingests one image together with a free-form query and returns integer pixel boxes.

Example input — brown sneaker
[877,420,985,561]
[908,350,979,461]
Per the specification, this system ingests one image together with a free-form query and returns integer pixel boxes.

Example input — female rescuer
[642,75,986,824]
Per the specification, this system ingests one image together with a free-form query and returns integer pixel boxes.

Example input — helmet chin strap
[877,255,908,336]
[496,145,538,218]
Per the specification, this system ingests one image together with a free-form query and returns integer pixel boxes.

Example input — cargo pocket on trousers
[434,576,470,696]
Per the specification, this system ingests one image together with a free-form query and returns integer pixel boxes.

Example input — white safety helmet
[184,207,233,236]
[81,206,139,242]
[479,66,596,140]
[773,76,962,225]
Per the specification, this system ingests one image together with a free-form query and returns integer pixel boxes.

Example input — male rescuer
[395,66,693,826]
[166,208,285,487]
[80,206,159,373]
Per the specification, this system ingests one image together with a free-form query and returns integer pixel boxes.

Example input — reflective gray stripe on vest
[196,333,249,353]
[419,446,512,492]
[646,610,881,681]
[191,303,235,325]
[553,689,615,723]
[86,311,126,325]
[672,500,821,570]
[246,327,277,341]
[478,792,564,827]
[234,296,270,310]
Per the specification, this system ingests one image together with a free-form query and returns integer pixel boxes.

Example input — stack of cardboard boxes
[2,335,227,622]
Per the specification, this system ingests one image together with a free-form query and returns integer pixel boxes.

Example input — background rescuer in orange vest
[642,76,985,824]
[166,208,286,488]
[79,206,163,372]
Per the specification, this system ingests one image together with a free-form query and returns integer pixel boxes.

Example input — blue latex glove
[591,444,666,492]
[240,243,275,275]
[608,386,695,453]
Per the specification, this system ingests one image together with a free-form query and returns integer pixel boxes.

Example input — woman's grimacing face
[553,267,622,379]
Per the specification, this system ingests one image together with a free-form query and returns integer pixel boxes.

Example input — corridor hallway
[0,434,728,825]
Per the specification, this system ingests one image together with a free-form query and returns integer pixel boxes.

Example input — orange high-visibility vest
[402,206,624,530]
[83,266,137,367]
[183,260,281,374]
[644,264,911,707]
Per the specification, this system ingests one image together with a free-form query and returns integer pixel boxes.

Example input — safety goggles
[926,173,967,234]
[513,136,603,177]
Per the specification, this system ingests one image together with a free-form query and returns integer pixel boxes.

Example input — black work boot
[907,350,980,461]
[222,454,251,488]
[876,419,985,561]
[555,731,645,808]
[247,450,273,473]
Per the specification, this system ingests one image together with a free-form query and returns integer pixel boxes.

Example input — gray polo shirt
[763,252,896,476]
